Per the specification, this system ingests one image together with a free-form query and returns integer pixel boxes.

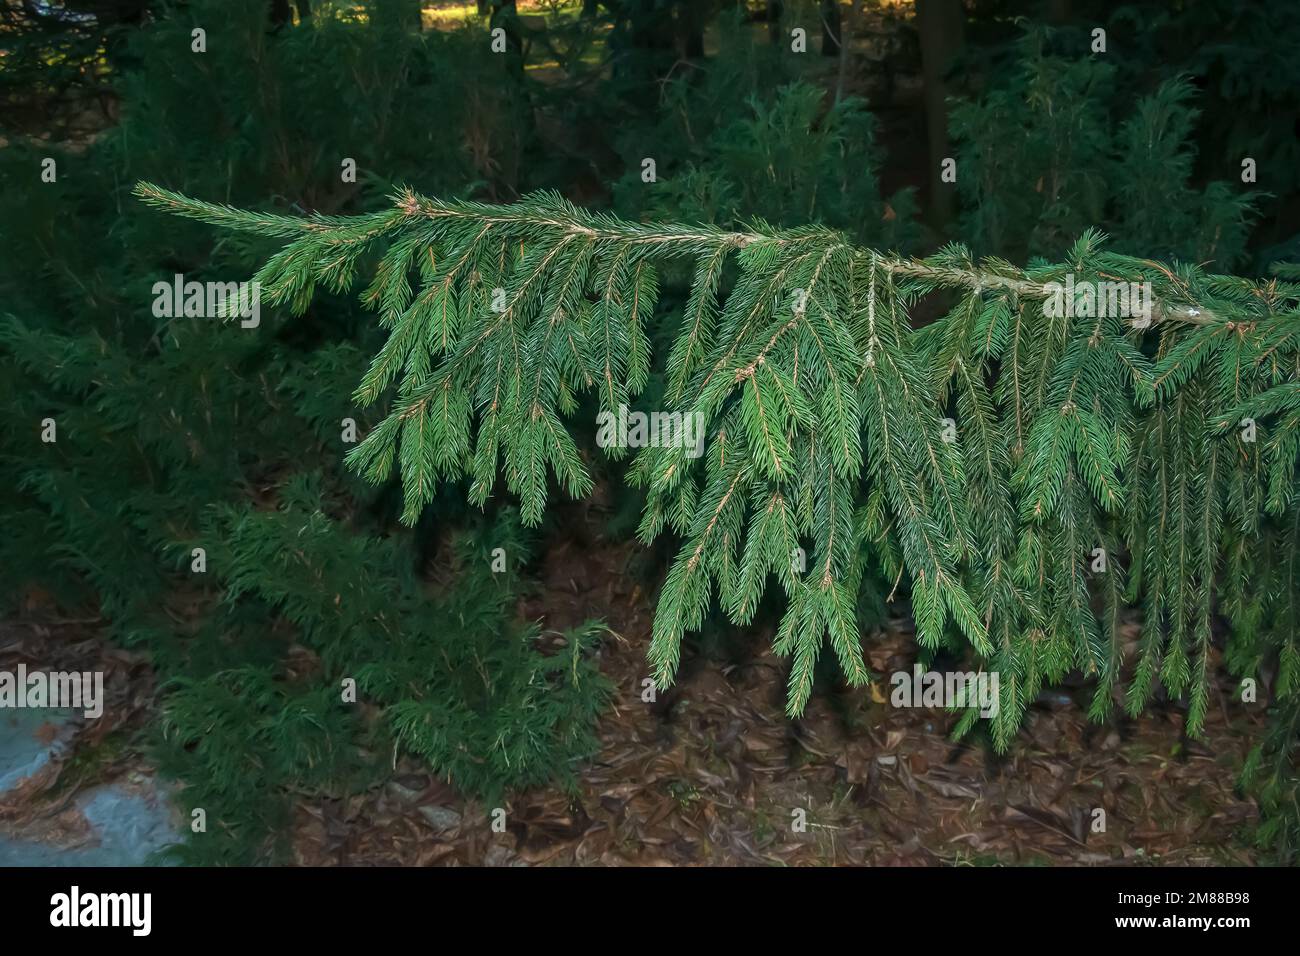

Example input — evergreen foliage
[135,182,1300,772]
[6,0,1300,864]
[156,665,369,865]
[0,0,608,864]
[951,29,1258,266]
[156,487,610,864]
[0,0,145,136]
[215,478,611,801]
[620,79,919,251]
[1095,0,1300,218]
[607,12,919,249]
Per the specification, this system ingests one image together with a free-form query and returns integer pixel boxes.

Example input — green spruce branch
[133,182,1300,749]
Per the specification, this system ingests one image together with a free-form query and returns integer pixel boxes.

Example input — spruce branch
[134,181,1300,740]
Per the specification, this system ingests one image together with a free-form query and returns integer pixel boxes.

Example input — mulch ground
[283,514,1260,866]
[1,505,1265,866]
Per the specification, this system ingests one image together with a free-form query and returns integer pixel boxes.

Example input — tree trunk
[821,0,841,57]
[680,0,706,59]
[269,0,292,28]
[629,0,675,52]
[767,0,783,45]
[916,0,965,229]
[491,0,523,72]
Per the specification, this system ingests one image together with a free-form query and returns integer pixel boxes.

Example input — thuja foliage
[137,184,1300,775]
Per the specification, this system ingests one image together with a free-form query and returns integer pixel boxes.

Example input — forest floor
[0,497,1265,866]
[293,502,1259,866]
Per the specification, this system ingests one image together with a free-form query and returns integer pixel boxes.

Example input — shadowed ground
[1,500,1260,866]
